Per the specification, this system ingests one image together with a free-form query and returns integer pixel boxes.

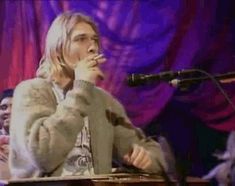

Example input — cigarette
[93,54,104,60]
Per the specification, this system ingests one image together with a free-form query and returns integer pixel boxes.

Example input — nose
[4,109,11,117]
[4,105,11,114]
[88,40,98,54]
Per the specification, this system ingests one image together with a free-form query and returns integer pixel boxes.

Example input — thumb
[123,144,137,164]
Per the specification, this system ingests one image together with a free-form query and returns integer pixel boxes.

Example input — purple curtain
[0,0,235,131]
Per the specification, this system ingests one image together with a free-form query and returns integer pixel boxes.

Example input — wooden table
[0,174,210,186]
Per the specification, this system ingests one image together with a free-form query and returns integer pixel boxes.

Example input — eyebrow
[73,34,98,40]
[0,103,11,106]
[0,104,7,109]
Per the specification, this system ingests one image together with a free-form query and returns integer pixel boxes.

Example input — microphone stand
[128,69,235,184]
[170,69,235,112]
[171,71,235,88]
[170,69,235,185]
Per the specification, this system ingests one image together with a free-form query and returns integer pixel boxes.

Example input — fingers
[91,66,105,80]
[93,54,104,61]
[0,151,8,163]
[123,144,152,171]
[80,54,106,64]
[74,53,106,84]
[74,54,106,83]
[86,54,106,68]
[87,59,98,68]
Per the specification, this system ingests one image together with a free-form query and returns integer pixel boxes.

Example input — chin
[3,124,9,131]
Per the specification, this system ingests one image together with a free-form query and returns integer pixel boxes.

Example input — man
[9,12,166,178]
[0,88,14,179]
[0,89,13,135]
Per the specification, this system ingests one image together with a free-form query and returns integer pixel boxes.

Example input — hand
[123,144,152,171]
[74,54,106,84]
[0,148,8,163]
[0,148,10,179]
[0,136,9,163]
[0,135,9,145]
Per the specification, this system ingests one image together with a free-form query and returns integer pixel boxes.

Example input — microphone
[127,69,197,86]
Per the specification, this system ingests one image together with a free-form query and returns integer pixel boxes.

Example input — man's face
[0,97,12,134]
[64,22,99,68]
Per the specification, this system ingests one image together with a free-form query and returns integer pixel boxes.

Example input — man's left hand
[123,144,152,171]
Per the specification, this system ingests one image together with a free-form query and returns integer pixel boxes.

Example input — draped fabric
[0,0,235,131]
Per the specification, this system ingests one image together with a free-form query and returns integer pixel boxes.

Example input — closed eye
[74,36,88,42]
[73,34,99,44]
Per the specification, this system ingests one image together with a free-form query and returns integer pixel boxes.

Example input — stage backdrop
[0,0,235,131]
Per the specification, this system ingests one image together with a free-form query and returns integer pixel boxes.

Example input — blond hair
[36,12,99,81]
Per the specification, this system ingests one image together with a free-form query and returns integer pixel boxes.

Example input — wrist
[73,79,94,89]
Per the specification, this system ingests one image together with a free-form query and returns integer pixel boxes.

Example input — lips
[3,118,10,126]
[2,114,9,121]
[4,118,10,122]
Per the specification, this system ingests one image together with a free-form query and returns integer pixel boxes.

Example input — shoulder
[14,78,55,102]
[16,78,51,91]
